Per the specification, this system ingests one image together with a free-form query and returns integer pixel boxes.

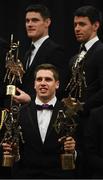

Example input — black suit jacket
[66,40,103,178]
[68,40,103,115]
[19,38,68,100]
[12,100,77,179]
[84,106,103,178]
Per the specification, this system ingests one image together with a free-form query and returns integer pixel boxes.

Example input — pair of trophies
[0,34,84,170]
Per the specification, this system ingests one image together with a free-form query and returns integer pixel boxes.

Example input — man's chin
[40,94,48,99]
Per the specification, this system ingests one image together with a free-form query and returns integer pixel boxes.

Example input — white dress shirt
[29,35,49,66]
[35,96,57,143]
[75,36,99,67]
[85,36,99,51]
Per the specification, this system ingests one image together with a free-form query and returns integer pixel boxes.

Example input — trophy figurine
[60,123,76,170]
[54,109,76,170]
[4,34,25,96]
[0,106,24,167]
[54,96,83,170]
[0,34,25,167]
[55,45,86,170]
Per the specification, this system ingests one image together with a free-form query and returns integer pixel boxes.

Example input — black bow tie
[36,104,54,110]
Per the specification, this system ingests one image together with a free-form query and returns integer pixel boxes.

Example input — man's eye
[26,19,29,23]
[36,77,53,82]
[36,78,42,82]
[45,78,52,81]
[32,18,39,22]
[79,22,86,26]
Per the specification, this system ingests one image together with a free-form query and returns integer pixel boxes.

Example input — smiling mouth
[76,34,82,37]
[40,88,48,93]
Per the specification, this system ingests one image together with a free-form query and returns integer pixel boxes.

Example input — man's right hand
[2,143,12,155]
[13,87,31,104]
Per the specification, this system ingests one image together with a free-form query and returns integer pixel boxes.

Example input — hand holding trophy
[55,45,86,170]
[0,34,25,167]
[54,96,83,170]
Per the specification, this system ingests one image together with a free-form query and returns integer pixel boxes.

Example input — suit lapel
[27,101,43,144]
[23,50,30,70]
[84,40,100,58]
[44,101,63,142]
[24,38,50,72]
[26,101,64,144]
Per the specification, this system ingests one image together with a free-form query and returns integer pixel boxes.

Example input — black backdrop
[0,0,103,59]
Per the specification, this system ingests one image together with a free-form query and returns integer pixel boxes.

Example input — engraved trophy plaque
[6,85,16,96]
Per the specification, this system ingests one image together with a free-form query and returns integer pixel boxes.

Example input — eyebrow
[36,77,54,81]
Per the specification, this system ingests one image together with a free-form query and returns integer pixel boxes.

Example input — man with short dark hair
[66,5,103,114]
[65,5,103,178]
[12,63,76,179]
[15,4,68,104]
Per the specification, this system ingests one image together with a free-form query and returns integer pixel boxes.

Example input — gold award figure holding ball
[4,34,25,95]
[0,34,25,167]
[54,96,83,170]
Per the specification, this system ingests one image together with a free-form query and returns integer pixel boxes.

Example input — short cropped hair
[25,4,51,19]
[74,5,102,25]
[34,64,59,81]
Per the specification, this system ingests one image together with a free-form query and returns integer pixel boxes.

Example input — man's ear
[56,80,60,90]
[94,21,100,31]
[34,81,36,89]
[45,18,51,27]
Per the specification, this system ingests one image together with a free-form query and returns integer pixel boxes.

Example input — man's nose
[41,79,46,84]
[75,24,80,31]
[27,20,33,26]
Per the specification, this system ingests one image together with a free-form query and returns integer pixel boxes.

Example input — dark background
[0,0,103,59]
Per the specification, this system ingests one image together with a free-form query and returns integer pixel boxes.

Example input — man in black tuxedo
[66,5,103,115]
[65,6,103,178]
[84,106,103,178]
[12,63,77,179]
[15,4,68,104]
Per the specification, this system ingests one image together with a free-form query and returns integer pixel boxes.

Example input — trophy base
[2,154,15,167]
[61,153,75,170]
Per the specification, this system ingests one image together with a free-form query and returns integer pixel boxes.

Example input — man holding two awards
[11,64,77,179]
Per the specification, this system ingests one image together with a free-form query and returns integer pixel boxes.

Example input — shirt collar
[85,36,99,51]
[32,35,49,50]
[35,96,57,107]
